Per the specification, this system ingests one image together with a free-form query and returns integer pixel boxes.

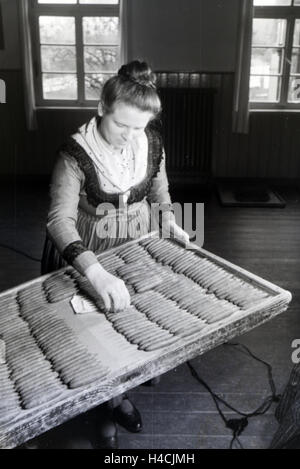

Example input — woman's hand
[161,218,190,246]
[85,263,131,312]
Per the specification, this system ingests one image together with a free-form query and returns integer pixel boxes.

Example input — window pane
[293,20,300,46]
[38,0,77,3]
[39,17,75,45]
[288,77,300,102]
[291,48,300,74]
[251,48,282,75]
[41,46,76,72]
[252,19,286,46]
[85,73,113,100]
[84,46,119,72]
[80,0,118,3]
[42,74,77,99]
[83,17,119,44]
[250,75,280,102]
[294,0,300,4]
[254,0,291,5]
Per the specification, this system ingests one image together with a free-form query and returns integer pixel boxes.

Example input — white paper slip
[70,294,98,315]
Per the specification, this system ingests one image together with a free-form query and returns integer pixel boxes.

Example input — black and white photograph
[0,0,299,452]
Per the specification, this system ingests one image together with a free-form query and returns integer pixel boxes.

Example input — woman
[42,60,189,449]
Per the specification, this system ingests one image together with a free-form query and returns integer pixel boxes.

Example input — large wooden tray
[0,233,292,448]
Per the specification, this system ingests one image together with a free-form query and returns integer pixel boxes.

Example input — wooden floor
[0,180,299,449]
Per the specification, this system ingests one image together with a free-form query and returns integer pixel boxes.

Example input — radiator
[158,87,215,180]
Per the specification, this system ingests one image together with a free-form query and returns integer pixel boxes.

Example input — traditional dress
[42,116,174,275]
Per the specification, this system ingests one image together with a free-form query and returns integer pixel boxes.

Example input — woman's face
[99,102,154,150]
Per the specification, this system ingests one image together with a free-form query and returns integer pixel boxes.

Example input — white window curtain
[18,0,37,131]
[232,0,254,134]
[120,0,128,65]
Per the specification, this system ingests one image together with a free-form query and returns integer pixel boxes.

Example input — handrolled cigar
[0,295,18,306]
[165,253,188,267]
[4,327,33,341]
[14,368,59,388]
[205,308,237,324]
[39,339,78,357]
[21,387,65,409]
[119,247,148,260]
[192,300,222,317]
[143,243,167,257]
[137,330,177,346]
[113,317,147,329]
[199,304,231,321]
[135,279,162,293]
[10,356,52,375]
[5,338,37,354]
[68,372,107,389]
[199,271,229,288]
[7,346,43,364]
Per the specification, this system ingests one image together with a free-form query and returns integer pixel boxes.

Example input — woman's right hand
[85,263,131,312]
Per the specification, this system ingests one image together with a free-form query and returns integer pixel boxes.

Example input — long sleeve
[146,150,175,224]
[46,152,98,275]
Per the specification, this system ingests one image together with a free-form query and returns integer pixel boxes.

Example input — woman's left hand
[162,219,190,246]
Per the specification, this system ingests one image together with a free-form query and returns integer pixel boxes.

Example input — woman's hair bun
[118,60,157,89]
[101,60,161,116]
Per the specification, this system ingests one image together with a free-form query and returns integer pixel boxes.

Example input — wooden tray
[0,233,292,448]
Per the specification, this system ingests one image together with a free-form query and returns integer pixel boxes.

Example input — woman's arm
[147,150,174,211]
[47,153,130,311]
[147,151,189,245]
[47,152,99,274]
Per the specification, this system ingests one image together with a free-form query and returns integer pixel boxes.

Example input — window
[250,0,300,108]
[30,0,125,106]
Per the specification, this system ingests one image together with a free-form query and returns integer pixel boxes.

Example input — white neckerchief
[72,117,148,201]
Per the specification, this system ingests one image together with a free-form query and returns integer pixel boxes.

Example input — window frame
[251,3,300,110]
[29,0,126,108]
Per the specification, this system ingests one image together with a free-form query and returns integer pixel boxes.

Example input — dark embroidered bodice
[58,121,164,209]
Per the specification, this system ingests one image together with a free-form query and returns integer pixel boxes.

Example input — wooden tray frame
[0,233,292,448]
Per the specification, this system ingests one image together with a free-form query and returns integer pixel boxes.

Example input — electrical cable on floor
[187,342,281,449]
[0,243,41,263]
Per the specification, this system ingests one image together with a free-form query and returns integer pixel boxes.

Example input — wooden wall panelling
[0,4,4,50]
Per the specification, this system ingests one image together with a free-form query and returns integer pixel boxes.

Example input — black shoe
[90,407,119,449]
[94,434,118,450]
[113,398,142,433]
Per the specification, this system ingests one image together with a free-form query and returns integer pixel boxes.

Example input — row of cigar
[0,359,22,422]
[154,276,240,324]
[105,304,178,352]
[116,259,165,293]
[132,290,210,337]
[99,240,239,339]
[18,287,109,390]
[43,271,78,304]
[99,245,166,294]
[1,286,66,409]
[115,239,241,324]
[138,238,270,309]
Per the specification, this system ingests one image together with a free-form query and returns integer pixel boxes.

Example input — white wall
[127,0,239,72]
